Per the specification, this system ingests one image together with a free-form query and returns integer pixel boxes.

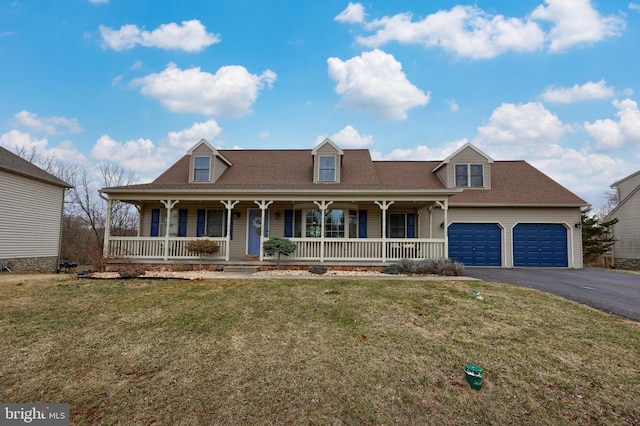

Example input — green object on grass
[465,364,483,390]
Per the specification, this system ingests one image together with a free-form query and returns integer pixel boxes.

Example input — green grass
[1,274,639,425]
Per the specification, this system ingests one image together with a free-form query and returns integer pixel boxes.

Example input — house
[0,146,72,272]
[606,171,640,270]
[99,138,587,269]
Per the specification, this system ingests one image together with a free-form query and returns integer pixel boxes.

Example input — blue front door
[248,209,268,255]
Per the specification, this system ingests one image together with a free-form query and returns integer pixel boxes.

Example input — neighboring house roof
[610,170,640,188]
[102,147,587,207]
[0,146,71,188]
[606,171,640,219]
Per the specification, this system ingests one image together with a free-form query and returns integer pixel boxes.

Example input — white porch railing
[106,237,445,262]
[282,238,446,261]
[107,237,228,261]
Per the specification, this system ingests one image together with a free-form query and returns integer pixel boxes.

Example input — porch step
[223,266,259,274]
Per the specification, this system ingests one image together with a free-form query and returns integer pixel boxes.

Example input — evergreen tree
[581,207,618,261]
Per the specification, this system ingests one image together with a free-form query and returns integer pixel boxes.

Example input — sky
[1,0,639,209]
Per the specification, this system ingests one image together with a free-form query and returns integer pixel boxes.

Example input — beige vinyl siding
[444,146,491,189]
[0,169,64,258]
[213,157,229,182]
[313,144,341,183]
[611,194,640,259]
[442,207,583,268]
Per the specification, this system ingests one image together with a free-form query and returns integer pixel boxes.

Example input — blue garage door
[448,223,502,266]
[513,224,568,267]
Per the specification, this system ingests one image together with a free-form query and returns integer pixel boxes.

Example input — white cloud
[630,3,640,12]
[446,99,459,112]
[111,75,122,87]
[90,135,169,178]
[99,19,220,53]
[133,63,277,116]
[131,60,143,70]
[327,125,373,148]
[530,0,625,52]
[541,80,615,103]
[11,111,83,135]
[258,130,269,139]
[0,130,86,162]
[88,0,108,4]
[335,3,365,24]
[585,98,640,150]
[474,102,573,157]
[327,49,429,120]
[166,119,222,150]
[354,5,545,59]
[529,145,636,207]
[372,139,467,161]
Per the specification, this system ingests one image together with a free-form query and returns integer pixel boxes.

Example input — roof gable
[187,138,232,166]
[311,138,344,156]
[432,142,494,172]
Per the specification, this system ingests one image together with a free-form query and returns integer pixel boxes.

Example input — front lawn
[1,275,638,425]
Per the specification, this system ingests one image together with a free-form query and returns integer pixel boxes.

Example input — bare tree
[98,162,139,236]
[596,189,618,220]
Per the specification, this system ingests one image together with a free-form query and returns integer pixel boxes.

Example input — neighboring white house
[607,171,640,270]
[0,146,71,272]
[100,139,587,269]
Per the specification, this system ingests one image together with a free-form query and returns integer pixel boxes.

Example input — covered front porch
[101,189,457,265]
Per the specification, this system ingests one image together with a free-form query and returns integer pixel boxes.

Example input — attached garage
[513,223,568,267]
[448,223,502,266]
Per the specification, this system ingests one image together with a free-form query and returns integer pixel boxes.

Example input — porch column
[374,200,394,262]
[313,200,333,262]
[427,205,434,239]
[254,200,273,261]
[161,199,178,261]
[103,198,113,258]
[221,200,239,261]
[135,205,142,237]
[436,200,448,258]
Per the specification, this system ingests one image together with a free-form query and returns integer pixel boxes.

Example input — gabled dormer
[187,139,232,184]
[432,142,493,189]
[311,138,344,184]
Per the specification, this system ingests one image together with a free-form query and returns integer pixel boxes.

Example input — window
[389,213,407,238]
[295,209,358,238]
[160,209,178,236]
[455,164,484,188]
[205,210,225,237]
[194,156,211,181]
[318,156,336,182]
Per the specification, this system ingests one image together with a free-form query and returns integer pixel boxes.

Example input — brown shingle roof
[104,149,586,206]
[0,146,71,188]
[449,161,586,205]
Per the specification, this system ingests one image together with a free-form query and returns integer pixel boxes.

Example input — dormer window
[319,156,336,182]
[456,164,484,187]
[194,156,211,182]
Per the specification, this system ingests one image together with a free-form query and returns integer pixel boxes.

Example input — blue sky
[1,0,639,209]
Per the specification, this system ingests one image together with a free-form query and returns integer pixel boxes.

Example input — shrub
[119,268,145,278]
[396,258,465,276]
[308,266,328,275]
[381,264,403,275]
[263,237,297,266]
[185,240,220,257]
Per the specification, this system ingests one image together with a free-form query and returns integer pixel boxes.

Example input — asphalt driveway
[464,267,640,322]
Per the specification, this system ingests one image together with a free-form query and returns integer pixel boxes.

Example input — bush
[263,237,297,265]
[119,268,145,278]
[381,264,403,275]
[396,258,465,276]
[185,240,220,257]
[308,266,327,275]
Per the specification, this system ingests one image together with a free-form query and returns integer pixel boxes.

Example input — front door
[247,209,268,255]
